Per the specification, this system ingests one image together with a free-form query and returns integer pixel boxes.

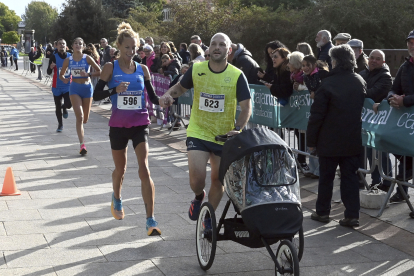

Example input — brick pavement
[1,62,414,275]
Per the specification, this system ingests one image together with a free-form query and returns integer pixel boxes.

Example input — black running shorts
[186,137,223,157]
[109,125,149,150]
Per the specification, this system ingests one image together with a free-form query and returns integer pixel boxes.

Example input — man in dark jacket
[228,43,261,84]
[100,38,112,66]
[307,44,366,227]
[28,47,37,73]
[386,30,414,203]
[316,30,333,69]
[348,39,368,73]
[359,49,393,192]
[190,35,208,51]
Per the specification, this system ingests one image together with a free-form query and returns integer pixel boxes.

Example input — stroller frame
[196,128,304,275]
[196,199,303,275]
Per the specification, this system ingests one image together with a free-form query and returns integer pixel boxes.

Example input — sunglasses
[204,54,210,58]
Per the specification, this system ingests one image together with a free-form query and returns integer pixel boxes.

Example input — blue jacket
[10,48,19,60]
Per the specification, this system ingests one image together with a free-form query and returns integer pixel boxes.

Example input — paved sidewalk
[1,64,414,275]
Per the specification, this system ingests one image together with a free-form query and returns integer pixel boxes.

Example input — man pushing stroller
[160,32,252,218]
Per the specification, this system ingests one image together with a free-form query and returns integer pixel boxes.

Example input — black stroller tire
[196,202,217,271]
[276,240,299,276]
[291,226,304,262]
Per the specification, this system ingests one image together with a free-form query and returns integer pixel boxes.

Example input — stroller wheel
[276,240,299,276]
[291,226,304,262]
[196,202,217,271]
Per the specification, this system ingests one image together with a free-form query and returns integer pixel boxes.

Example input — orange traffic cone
[0,167,21,196]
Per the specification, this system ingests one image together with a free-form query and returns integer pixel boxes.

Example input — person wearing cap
[347,39,368,73]
[386,30,414,204]
[333,33,351,46]
[143,44,155,69]
[359,49,393,193]
[315,30,333,69]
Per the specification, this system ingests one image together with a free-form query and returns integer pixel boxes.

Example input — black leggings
[54,92,72,125]
[14,59,18,70]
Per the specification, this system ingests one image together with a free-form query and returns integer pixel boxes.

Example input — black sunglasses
[204,54,210,58]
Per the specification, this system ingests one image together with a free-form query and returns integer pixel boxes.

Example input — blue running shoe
[56,125,63,132]
[188,190,206,221]
[111,193,124,220]
[146,217,161,236]
[63,108,68,119]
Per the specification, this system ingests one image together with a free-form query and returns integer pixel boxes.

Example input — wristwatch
[88,72,92,77]
[233,126,241,131]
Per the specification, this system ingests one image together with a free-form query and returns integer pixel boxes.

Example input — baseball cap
[333,33,351,41]
[347,39,363,49]
[406,30,414,41]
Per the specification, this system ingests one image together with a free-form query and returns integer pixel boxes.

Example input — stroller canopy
[219,127,293,183]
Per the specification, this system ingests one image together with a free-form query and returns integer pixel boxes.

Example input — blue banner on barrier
[179,85,414,157]
[362,99,414,157]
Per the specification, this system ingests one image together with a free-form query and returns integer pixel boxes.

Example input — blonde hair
[116,22,139,46]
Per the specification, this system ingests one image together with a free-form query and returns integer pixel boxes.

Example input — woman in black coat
[307,44,366,227]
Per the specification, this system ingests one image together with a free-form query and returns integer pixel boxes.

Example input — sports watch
[233,126,241,132]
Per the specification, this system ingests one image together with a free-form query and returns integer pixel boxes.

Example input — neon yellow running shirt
[187,61,242,145]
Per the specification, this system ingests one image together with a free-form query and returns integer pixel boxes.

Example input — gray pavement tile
[0,234,49,250]
[129,201,188,214]
[0,201,7,211]
[0,209,42,221]
[0,192,32,201]
[207,271,274,276]
[37,206,112,220]
[302,260,414,276]
[45,228,161,248]
[99,239,224,262]
[54,260,164,276]
[297,245,372,267]
[28,188,109,200]
[152,251,274,276]
[351,241,413,262]
[6,198,84,210]
[0,267,57,276]
[4,247,106,268]
[3,219,92,235]
[17,180,77,191]
[85,213,188,232]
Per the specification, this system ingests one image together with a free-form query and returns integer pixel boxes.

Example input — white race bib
[71,67,86,77]
[199,92,225,112]
[117,91,143,110]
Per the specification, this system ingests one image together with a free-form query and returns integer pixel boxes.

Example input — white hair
[288,51,305,70]
[210,32,232,48]
[319,30,332,41]
[369,49,385,61]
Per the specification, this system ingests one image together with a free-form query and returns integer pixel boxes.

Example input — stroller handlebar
[215,134,229,142]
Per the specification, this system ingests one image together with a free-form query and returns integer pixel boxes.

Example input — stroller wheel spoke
[196,202,217,271]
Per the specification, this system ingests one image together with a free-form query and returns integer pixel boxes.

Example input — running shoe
[80,144,87,155]
[62,108,68,119]
[188,190,206,221]
[111,193,125,220]
[202,217,213,241]
[146,217,161,236]
[56,125,63,132]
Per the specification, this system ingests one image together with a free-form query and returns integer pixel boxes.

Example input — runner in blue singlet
[60,37,101,155]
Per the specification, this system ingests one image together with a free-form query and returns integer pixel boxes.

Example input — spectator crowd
[3,27,414,225]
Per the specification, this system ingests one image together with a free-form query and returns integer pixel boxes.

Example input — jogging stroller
[196,127,303,275]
